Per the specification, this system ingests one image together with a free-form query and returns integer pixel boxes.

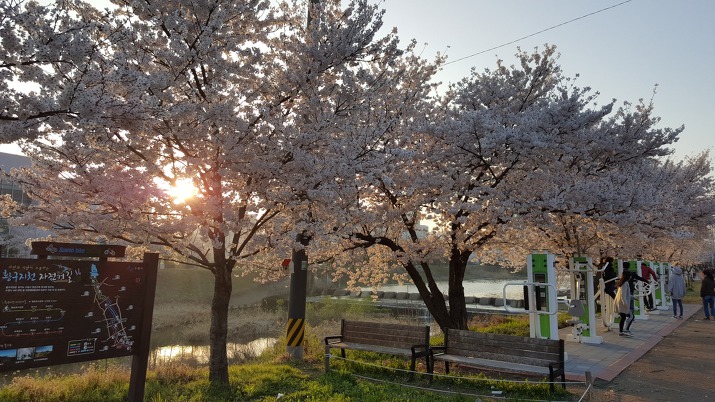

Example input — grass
[0,359,564,402]
[0,366,131,402]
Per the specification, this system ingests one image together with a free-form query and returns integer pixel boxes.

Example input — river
[149,338,277,368]
[375,278,526,299]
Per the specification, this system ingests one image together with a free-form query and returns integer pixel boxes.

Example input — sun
[164,178,198,204]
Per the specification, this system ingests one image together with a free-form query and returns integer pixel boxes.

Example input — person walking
[669,266,686,319]
[640,263,658,311]
[700,269,715,320]
[603,257,618,299]
[621,262,647,334]
[614,271,633,337]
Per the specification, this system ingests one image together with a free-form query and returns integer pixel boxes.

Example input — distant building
[0,151,31,204]
[0,152,34,256]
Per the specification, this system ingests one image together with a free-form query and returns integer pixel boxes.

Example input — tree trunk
[208,264,232,385]
[406,257,470,333]
[350,233,471,332]
[447,249,469,330]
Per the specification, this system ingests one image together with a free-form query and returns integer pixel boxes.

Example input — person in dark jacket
[640,263,659,311]
[621,262,647,333]
[700,269,715,320]
[602,257,618,299]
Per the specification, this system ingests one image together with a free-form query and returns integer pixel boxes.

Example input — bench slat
[448,331,561,355]
[431,328,565,392]
[434,354,551,375]
[326,342,415,357]
[446,338,560,363]
[445,345,557,367]
[324,320,431,377]
[341,320,429,348]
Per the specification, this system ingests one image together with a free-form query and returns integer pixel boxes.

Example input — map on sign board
[0,259,147,372]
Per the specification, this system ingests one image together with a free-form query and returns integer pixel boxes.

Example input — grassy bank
[0,360,564,402]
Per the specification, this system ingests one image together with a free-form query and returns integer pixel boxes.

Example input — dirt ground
[577,308,715,401]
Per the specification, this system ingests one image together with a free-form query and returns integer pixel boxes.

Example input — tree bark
[208,264,232,385]
[447,248,469,330]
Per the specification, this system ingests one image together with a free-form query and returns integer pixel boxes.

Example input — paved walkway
[562,303,700,382]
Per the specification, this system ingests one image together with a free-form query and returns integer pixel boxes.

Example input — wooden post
[127,253,159,402]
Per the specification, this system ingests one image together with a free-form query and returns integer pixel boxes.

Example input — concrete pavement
[562,303,701,383]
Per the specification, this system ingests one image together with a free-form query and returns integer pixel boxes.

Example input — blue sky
[374,0,715,163]
[4,0,713,164]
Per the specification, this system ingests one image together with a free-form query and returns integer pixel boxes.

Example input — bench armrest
[411,344,430,358]
[548,360,565,374]
[429,346,446,357]
[324,335,343,345]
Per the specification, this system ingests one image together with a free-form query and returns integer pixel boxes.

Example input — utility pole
[285,0,321,361]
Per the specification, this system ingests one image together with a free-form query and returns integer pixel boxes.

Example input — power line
[443,0,634,66]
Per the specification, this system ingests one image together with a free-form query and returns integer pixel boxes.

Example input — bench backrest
[341,319,430,348]
[444,329,564,367]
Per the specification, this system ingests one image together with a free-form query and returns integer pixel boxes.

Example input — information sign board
[0,259,148,372]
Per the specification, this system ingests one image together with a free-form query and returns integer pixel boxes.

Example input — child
[614,272,633,337]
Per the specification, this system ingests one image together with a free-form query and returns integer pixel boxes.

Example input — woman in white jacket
[669,266,686,319]
[614,273,633,337]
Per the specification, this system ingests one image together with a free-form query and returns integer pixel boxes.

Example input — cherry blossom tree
[332,46,697,332]
[1,0,439,384]
[612,152,715,264]
[492,151,715,265]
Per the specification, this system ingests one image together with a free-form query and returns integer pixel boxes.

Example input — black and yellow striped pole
[286,232,310,359]
[285,317,304,349]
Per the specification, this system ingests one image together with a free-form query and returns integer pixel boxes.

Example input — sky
[372,0,715,163]
[3,0,713,164]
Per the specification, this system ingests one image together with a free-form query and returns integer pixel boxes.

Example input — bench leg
[324,344,330,372]
[427,357,434,384]
[549,364,566,392]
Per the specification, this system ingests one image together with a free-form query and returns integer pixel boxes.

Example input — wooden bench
[324,319,430,378]
[429,329,566,392]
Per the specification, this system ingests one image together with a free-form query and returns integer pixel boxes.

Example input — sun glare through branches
[154,177,198,205]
